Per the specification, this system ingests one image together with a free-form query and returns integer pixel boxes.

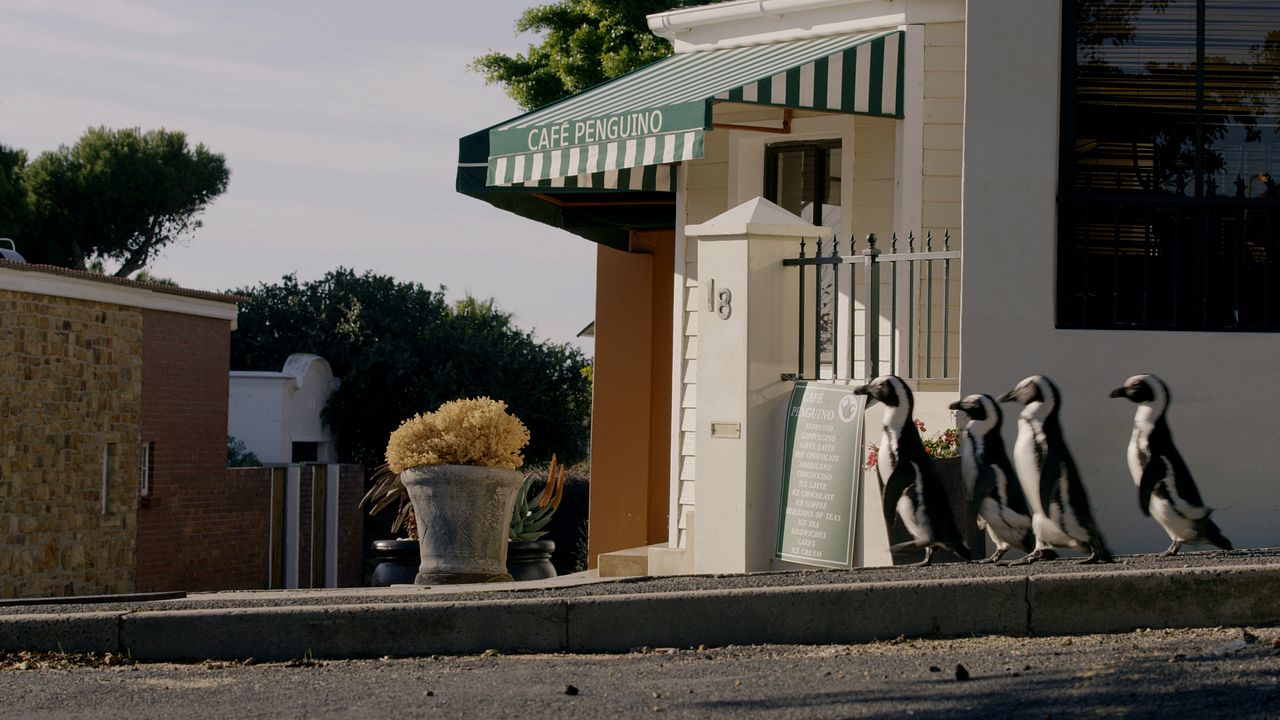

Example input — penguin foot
[1079,549,1115,564]
[1005,550,1046,566]
[911,547,937,567]
[977,548,1007,564]
[1158,541,1182,557]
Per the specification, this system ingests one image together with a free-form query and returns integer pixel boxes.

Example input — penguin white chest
[1012,420,1045,516]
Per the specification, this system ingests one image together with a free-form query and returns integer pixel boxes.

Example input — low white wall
[961,0,1280,553]
[228,376,290,463]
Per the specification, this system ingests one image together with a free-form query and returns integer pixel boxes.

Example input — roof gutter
[648,0,886,39]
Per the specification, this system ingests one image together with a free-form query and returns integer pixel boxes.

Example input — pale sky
[0,0,599,348]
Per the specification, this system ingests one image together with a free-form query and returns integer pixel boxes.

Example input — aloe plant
[359,463,417,539]
[509,455,566,542]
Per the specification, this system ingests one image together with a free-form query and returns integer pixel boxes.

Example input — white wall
[286,358,338,461]
[228,376,290,463]
[961,0,1280,553]
[228,354,338,465]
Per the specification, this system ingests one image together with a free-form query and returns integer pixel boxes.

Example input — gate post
[687,198,825,573]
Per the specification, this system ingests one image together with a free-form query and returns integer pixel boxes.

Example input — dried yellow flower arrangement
[385,397,530,473]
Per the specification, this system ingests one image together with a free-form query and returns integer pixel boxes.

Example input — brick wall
[338,464,363,587]
[135,308,235,592]
[0,290,142,598]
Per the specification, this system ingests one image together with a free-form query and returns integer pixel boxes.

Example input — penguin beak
[852,385,870,396]
[1108,387,1127,399]
[997,389,1017,403]
[947,400,963,411]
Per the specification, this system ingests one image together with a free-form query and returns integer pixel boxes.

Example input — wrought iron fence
[782,231,960,382]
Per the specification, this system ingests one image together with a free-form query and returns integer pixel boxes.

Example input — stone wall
[0,289,142,598]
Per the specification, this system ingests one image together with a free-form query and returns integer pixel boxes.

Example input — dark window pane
[1202,2,1280,198]
[291,441,319,464]
[1072,0,1198,195]
[1060,0,1280,331]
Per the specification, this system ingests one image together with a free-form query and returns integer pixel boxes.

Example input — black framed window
[1059,0,1280,331]
[765,141,843,364]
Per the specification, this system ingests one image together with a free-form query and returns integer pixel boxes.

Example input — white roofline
[648,0,962,52]
[650,0,878,36]
[0,265,239,328]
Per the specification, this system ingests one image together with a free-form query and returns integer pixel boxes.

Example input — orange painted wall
[587,230,674,566]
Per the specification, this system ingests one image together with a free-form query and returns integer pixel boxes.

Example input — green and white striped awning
[487,30,904,188]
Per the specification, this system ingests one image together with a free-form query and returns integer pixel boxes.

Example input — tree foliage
[17,126,228,276]
[471,0,700,111]
[0,144,30,239]
[229,269,593,470]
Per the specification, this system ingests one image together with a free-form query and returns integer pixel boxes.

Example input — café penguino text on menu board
[776,382,867,568]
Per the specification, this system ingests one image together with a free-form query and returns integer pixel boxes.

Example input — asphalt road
[4,626,1278,719]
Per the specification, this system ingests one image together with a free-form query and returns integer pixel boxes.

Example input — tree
[20,126,229,276]
[0,144,29,239]
[229,269,592,470]
[471,0,700,111]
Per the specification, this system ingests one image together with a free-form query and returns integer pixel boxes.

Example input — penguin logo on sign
[838,394,858,423]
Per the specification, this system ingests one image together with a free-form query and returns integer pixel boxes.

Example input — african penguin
[999,374,1113,564]
[1110,373,1232,556]
[950,394,1035,563]
[854,375,971,566]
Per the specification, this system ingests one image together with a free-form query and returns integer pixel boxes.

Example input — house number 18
[706,279,732,320]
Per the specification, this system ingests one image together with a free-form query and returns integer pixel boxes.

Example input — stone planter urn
[400,464,524,585]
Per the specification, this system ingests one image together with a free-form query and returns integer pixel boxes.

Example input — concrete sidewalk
[3,553,1278,662]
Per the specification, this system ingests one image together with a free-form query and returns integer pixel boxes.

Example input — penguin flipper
[1136,456,1166,517]
[882,462,916,529]
[1038,444,1061,514]
[969,464,997,521]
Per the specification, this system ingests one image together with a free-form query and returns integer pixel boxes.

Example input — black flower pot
[506,539,557,581]
[888,457,985,564]
[370,539,420,586]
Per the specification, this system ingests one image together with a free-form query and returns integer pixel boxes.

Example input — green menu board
[775,382,867,568]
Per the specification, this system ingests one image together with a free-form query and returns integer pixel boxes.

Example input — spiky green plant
[359,463,417,539]
[509,455,565,541]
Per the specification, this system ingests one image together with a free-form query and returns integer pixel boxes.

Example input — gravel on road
[3,626,1278,719]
